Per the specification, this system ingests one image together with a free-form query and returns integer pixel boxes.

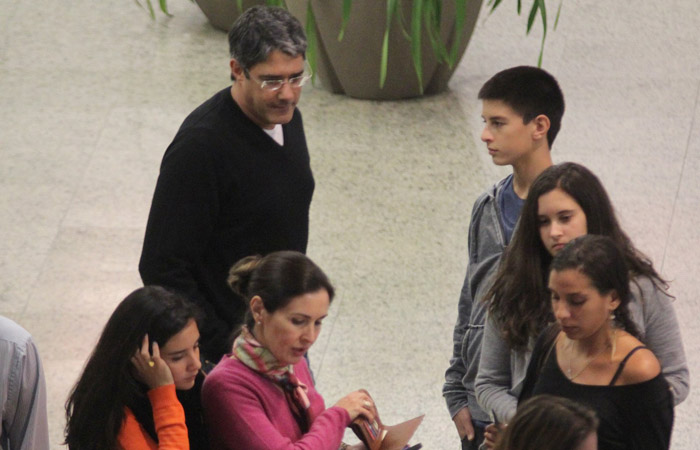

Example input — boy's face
[480,99,540,166]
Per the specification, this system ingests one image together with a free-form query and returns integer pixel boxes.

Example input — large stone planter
[286,0,484,100]
[194,0,264,32]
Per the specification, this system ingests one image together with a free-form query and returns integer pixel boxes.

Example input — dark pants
[461,419,488,450]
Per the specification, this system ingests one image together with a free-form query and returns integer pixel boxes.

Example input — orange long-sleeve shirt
[117,384,189,450]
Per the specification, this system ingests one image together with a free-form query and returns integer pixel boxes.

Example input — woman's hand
[131,334,174,389]
[334,390,376,422]
[483,422,506,449]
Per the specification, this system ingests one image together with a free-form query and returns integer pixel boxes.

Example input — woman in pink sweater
[202,251,374,450]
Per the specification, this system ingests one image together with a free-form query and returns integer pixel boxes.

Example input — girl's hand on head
[131,334,174,389]
[334,390,376,423]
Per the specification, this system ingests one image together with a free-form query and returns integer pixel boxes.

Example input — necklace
[565,329,617,381]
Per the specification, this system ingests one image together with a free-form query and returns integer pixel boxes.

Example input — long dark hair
[486,162,665,349]
[494,395,598,450]
[551,235,640,337]
[228,250,335,331]
[65,286,202,450]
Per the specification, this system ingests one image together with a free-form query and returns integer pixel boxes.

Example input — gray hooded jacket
[443,176,511,422]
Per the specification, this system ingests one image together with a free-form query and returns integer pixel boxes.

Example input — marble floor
[1,0,698,448]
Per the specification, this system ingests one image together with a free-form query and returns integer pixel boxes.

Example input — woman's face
[537,187,588,256]
[548,268,619,341]
[160,318,201,390]
[254,289,330,366]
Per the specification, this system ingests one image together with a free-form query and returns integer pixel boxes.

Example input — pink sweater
[202,357,350,450]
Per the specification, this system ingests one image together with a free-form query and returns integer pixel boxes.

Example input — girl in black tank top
[520,236,673,450]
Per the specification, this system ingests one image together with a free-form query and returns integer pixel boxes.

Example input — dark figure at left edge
[139,6,315,365]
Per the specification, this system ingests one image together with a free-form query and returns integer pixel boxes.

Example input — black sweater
[140,88,314,360]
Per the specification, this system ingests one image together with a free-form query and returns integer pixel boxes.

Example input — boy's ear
[531,114,551,141]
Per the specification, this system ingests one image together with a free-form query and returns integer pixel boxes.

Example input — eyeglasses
[245,66,313,91]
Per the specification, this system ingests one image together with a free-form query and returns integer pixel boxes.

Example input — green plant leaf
[536,0,547,66]
[135,0,157,20]
[236,0,243,12]
[338,0,353,41]
[426,0,450,65]
[538,0,547,32]
[424,1,437,44]
[424,2,439,51]
[526,1,536,34]
[380,0,399,88]
[411,0,424,94]
[147,0,156,19]
[489,0,503,14]
[426,0,442,36]
[554,0,563,30]
[396,0,412,41]
[158,0,171,15]
[448,0,468,67]
[380,31,390,88]
[305,2,318,81]
[517,0,522,14]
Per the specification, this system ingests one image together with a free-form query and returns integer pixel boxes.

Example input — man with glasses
[139,6,314,364]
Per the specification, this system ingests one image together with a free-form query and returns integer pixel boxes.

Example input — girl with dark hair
[65,286,207,450]
[474,163,687,428]
[520,236,674,449]
[202,250,374,450]
[493,395,598,450]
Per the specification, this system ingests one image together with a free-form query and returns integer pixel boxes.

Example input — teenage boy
[443,66,565,449]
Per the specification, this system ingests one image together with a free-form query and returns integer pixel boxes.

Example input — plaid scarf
[232,326,316,432]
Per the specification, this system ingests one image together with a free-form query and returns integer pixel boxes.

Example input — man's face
[231,50,305,129]
[480,99,539,166]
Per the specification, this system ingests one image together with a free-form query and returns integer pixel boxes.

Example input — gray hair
[228,6,307,73]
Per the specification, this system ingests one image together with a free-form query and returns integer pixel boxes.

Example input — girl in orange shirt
[65,286,207,450]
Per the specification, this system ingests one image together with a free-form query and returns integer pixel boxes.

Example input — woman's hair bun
[227,255,263,297]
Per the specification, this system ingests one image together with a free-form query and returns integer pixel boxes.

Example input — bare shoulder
[616,346,661,385]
